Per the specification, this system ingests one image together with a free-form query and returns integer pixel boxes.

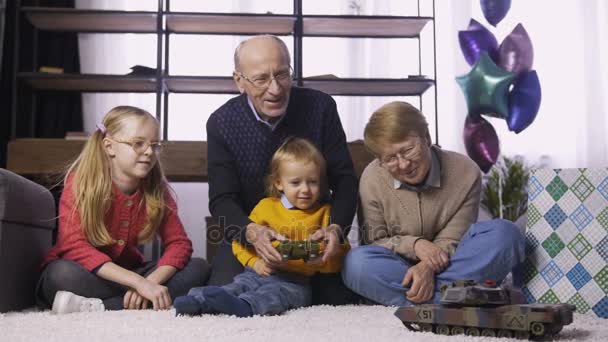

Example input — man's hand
[252,259,273,277]
[402,261,435,303]
[246,223,286,266]
[123,289,150,310]
[309,224,342,263]
[414,239,449,273]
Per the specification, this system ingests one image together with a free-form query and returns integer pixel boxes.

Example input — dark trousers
[208,241,359,305]
[36,258,210,310]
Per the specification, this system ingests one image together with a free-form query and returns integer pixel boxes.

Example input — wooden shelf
[18,73,157,93]
[7,139,374,183]
[22,9,430,37]
[165,76,238,94]
[7,139,208,182]
[166,13,295,35]
[22,7,158,33]
[303,15,431,38]
[18,74,433,96]
[164,76,433,96]
[302,78,434,96]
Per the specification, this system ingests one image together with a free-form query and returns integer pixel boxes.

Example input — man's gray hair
[233,35,291,70]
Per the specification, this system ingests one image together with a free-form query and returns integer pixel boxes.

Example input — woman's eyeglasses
[380,139,421,168]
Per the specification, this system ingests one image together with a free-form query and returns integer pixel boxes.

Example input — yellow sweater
[232,197,350,276]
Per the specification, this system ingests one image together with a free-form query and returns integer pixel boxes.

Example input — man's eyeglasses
[380,139,422,168]
[108,137,163,154]
[237,66,294,90]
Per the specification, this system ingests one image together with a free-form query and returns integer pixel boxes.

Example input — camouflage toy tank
[275,240,321,261]
[394,280,576,339]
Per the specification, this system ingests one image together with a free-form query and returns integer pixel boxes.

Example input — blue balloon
[507,70,541,133]
[481,0,512,27]
[458,19,498,65]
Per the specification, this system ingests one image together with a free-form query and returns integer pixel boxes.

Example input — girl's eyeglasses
[108,137,163,154]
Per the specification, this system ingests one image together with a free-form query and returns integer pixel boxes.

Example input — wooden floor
[7,139,374,183]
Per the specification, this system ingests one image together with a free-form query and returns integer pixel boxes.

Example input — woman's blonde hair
[364,101,430,157]
[65,105,168,247]
[265,137,327,198]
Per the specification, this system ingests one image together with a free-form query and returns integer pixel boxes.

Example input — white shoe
[52,291,105,314]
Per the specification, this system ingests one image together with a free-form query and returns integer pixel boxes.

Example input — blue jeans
[341,219,525,306]
[189,268,311,315]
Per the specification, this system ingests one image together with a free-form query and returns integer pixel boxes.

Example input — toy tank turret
[395,280,576,339]
[439,279,517,307]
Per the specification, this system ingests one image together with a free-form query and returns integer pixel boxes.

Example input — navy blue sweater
[207,87,357,243]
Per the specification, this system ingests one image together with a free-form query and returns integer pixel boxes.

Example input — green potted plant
[481,156,533,231]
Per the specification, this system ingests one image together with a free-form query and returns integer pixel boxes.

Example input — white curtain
[76,0,608,255]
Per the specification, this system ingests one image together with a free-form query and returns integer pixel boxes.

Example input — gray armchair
[0,168,55,312]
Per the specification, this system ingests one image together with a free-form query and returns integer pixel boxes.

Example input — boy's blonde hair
[65,105,168,247]
[364,101,430,157]
[265,137,327,198]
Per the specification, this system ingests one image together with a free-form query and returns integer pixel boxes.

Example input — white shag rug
[0,305,605,342]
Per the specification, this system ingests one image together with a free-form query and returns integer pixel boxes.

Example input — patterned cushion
[523,168,608,318]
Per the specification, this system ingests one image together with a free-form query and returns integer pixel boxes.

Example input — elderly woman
[342,101,524,306]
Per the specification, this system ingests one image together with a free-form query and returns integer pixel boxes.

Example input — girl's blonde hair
[265,137,327,198]
[364,101,430,157]
[65,105,168,247]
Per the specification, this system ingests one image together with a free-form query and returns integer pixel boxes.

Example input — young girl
[174,137,349,317]
[37,106,209,314]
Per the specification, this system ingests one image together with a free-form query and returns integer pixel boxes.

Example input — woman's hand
[134,278,172,310]
[413,239,449,273]
[402,261,435,303]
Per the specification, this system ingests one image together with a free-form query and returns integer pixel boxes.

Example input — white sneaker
[52,291,105,314]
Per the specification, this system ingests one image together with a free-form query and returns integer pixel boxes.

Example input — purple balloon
[481,0,512,27]
[467,18,485,31]
[458,20,498,65]
[508,70,541,133]
[499,23,534,74]
[464,115,500,173]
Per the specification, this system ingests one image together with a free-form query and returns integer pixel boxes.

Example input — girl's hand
[252,259,273,277]
[134,278,172,310]
[123,289,150,310]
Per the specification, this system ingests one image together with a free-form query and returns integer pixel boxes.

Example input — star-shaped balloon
[456,52,516,118]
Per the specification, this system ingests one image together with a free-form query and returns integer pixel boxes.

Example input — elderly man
[206,35,358,304]
[341,101,524,306]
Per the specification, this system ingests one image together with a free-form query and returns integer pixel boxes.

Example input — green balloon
[456,52,515,118]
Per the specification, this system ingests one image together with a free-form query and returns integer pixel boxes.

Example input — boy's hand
[252,259,273,277]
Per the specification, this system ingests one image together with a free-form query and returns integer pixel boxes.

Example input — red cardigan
[42,177,193,272]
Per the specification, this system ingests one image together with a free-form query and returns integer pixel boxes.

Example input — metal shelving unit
[10,0,438,180]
